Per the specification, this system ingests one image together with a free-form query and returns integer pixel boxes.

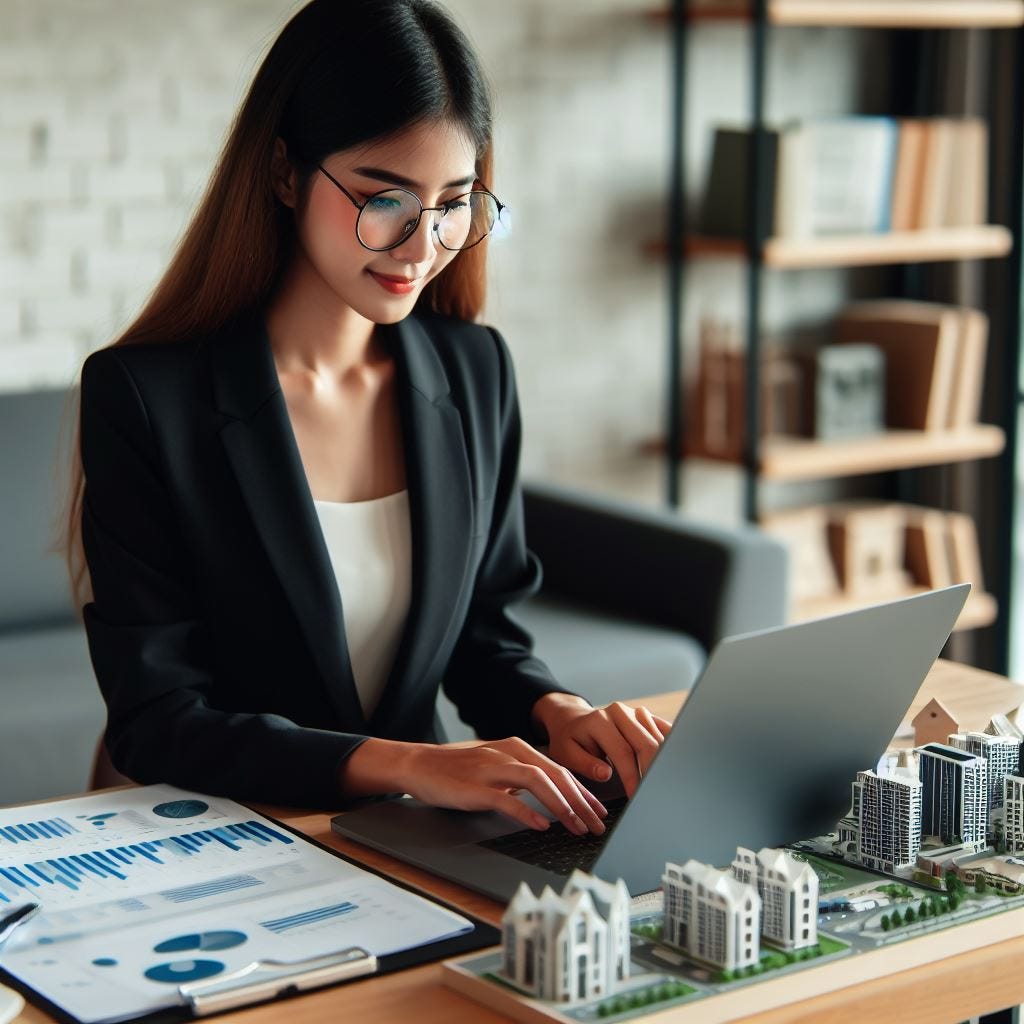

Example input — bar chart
[0,821,295,904]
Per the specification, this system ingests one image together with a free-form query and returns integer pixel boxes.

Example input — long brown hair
[60,0,496,612]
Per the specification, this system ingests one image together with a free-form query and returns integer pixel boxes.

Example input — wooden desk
[12,659,1024,1024]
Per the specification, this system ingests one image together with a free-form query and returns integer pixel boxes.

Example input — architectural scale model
[501,869,631,1003]
[832,716,1024,891]
[444,713,1024,1024]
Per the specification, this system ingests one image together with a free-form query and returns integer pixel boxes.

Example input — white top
[312,489,412,719]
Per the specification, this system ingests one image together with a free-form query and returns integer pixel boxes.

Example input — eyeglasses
[317,165,509,252]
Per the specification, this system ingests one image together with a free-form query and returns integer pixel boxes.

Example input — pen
[0,903,40,948]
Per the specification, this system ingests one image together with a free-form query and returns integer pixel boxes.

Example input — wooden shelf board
[793,589,998,632]
[644,227,1014,269]
[650,1,1024,28]
[649,425,1007,480]
[760,426,1006,480]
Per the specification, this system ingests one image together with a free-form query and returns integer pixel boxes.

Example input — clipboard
[0,800,501,1024]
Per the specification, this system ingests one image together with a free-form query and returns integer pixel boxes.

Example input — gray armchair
[435,479,789,741]
[1,389,788,804]
[0,388,106,805]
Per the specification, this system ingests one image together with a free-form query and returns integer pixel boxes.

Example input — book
[889,119,928,233]
[905,507,954,589]
[946,512,985,591]
[776,117,900,238]
[835,300,962,432]
[946,118,989,227]
[946,308,989,428]
[699,126,781,238]
[916,118,958,230]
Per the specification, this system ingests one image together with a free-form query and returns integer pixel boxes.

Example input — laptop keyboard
[478,797,628,876]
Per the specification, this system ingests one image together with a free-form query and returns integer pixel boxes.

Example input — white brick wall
[0,0,862,512]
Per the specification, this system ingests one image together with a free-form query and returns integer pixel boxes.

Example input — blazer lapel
[369,314,474,736]
[209,309,476,740]
[211,311,366,730]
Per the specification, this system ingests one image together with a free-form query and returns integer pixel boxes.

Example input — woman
[63,0,671,830]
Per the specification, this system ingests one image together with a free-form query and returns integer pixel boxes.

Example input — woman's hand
[338,735,608,834]
[531,693,674,798]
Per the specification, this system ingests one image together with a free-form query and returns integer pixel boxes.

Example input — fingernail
[533,814,550,829]
[597,764,612,780]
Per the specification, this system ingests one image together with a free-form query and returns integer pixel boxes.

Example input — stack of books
[686,300,989,458]
[835,299,989,433]
[700,117,988,239]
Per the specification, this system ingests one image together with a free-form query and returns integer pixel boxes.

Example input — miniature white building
[501,869,630,1004]
[1004,775,1024,854]
[662,859,760,971]
[854,767,922,872]
[731,847,818,950]
[987,713,1024,742]
[918,742,988,850]
[949,731,1021,812]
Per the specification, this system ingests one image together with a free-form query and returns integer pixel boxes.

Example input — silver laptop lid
[592,584,970,893]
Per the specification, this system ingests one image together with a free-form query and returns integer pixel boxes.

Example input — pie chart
[152,800,210,819]
[144,960,225,984]
[154,931,247,953]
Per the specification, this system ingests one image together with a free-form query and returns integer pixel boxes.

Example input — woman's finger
[654,714,674,734]
[636,706,665,743]
[487,762,595,835]
[609,703,662,772]
[589,716,642,796]
[554,735,614,784]
[506,749,607,833]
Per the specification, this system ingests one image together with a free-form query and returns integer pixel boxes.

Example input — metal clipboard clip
[177,947,378,1016]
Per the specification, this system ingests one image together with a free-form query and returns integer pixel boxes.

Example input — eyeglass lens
[358,190,499,251]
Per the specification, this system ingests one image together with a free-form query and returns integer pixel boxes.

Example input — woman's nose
[390,209,442,263]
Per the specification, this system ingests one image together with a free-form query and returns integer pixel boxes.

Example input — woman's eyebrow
[352,166,476,190]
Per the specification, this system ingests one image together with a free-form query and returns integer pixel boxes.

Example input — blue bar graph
[0,818,77,845]
[0,821,294,901]
[260,901,358,934]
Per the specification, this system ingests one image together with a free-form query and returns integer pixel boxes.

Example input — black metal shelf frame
[663,2,1024,674]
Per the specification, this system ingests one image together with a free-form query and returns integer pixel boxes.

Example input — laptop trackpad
[335,795,537,849]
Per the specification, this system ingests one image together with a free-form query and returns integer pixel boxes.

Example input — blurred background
[2,0,1024,800]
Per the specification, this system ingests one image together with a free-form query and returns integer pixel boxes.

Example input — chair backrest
[0,388,79,632]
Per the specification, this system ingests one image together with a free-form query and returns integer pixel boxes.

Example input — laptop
[332,584,969,899]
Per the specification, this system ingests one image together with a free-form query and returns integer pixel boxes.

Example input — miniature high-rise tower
[918,743,987,850]
[948,731,1021,814]
[854,767,922,872]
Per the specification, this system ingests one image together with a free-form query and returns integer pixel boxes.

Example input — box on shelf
[826,502,913,597]
[759,506,840,603]
[810,344,886,440]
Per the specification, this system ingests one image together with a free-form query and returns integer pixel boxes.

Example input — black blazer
[79,306,567,809]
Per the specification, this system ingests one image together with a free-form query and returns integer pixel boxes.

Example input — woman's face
[276,120,479,324]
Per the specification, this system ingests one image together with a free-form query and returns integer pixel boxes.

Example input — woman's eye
[443,199,469,212]
[366,195,402,210]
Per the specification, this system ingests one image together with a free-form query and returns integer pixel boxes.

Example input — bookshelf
[656,1,1023,662]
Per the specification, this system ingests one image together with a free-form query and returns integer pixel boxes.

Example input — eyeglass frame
[316,164,506,253]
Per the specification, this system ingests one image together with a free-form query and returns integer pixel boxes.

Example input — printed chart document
[0,785,472,1023]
